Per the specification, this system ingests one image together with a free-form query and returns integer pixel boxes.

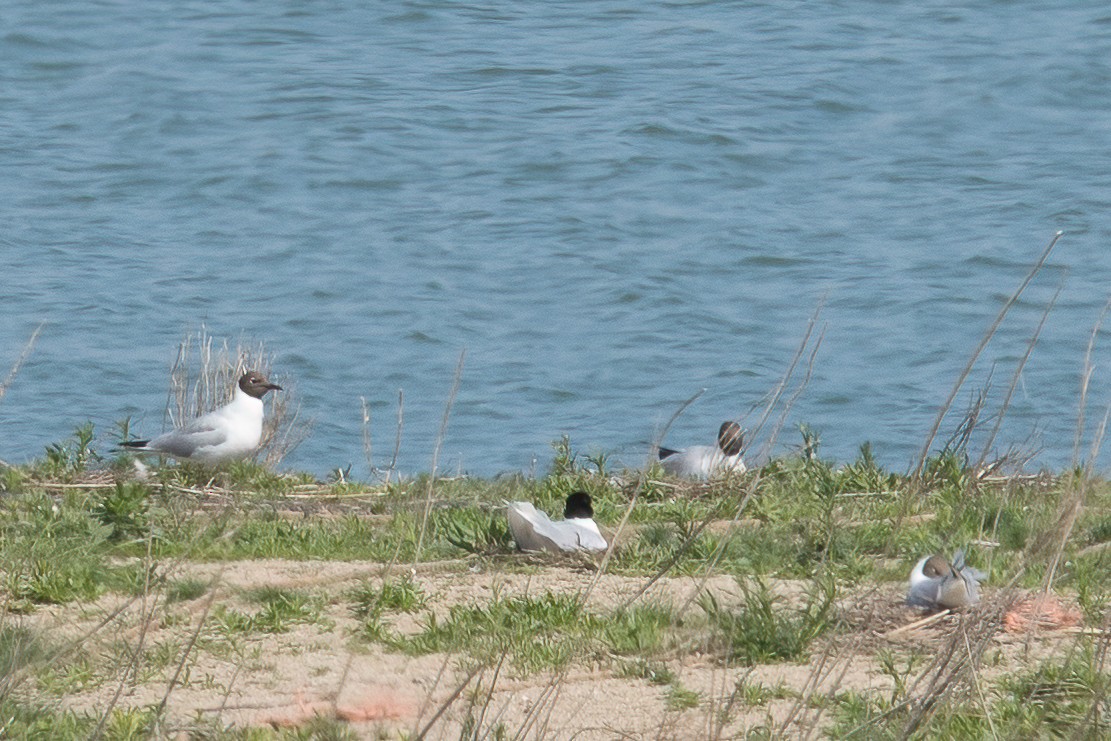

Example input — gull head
[563,491,595,520]
[239,371,282,399]
[717,421,744,457]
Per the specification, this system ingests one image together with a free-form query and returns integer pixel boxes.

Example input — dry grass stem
[0,322,44,407]
[914,231,1062,479]
[413,349,466,566]
[973,279,1062,473]
[167,326,309,466]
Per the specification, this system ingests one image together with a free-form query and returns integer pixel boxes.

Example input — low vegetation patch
[0,424,1107,738]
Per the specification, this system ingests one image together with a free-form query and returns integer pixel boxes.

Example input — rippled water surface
[3,1,1111,476]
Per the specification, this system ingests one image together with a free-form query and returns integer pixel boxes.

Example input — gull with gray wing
[119,371,282,464]
[906,550,985,610]
[507,491,608,554]
[658,421,747,478]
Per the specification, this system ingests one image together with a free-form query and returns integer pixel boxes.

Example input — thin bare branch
[0,322,44,406]
[413,349,466,566]
[914,231,1062,479]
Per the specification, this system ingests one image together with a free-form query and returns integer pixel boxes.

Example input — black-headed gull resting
[658,421,746,478]
[507,491,608,554]
[119,371,282,464]
[906,550,985,610]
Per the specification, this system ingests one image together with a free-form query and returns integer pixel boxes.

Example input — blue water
[3,1,1111,477]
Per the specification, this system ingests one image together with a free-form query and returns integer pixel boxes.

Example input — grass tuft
[700,575,836,665]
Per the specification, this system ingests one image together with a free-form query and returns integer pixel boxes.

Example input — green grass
[0,624,49,679]
[92,481,156,543]
[37,654,100,695]
[165,577,209,604]
[6,436,1103,590]
[617,658,676,685]
[699,575,837,666]
[349,575,427,619]
[0,699,101,739]
[383,592,595,673]
[0,428,1108,738]
[212,587,328,636]
[825,643,1111,740]
[0,698,364,741]
[665,683,701,711]
[358,592,680,676]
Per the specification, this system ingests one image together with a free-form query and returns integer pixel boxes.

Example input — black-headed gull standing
[119,371,282,464]
[658,421,746,478]
[507,491,608,553]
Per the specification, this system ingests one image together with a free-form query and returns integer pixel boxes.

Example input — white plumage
[658,420,746,478]
[507,492,607,554]
[906,550,985,610]
[119,371,281,464]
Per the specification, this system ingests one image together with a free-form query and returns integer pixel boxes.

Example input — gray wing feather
[147,426,226,458]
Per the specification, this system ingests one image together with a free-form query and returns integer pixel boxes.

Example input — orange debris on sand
[259,688,413,728]
[1003,593,1083,633]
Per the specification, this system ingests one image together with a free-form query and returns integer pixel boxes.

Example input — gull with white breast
[507,491,608,554]
[657,421,747,478]
[119,371,282,464]
[906,550,985,610]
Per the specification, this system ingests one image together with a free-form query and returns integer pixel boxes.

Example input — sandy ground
[7,557,1087,739]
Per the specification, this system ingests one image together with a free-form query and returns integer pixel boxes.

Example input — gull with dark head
[658,421,746,478]
[119,371,282,464]
[906,550,985,610]
[507,491,608,554]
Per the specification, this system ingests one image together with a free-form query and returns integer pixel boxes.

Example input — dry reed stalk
[984,476,1019,578]
[389,389,404,483]
[964,629,1001,740]
[748,298,826,463]
[884,609,952,638]
[973,279,1063,474]
[165,326,309,466]
[412,660,483,740]
[0,322,43,408]
[412,349,465,567]
[593,387,705,609]
[798,248,1069,738]
[372,390,405,485]
[913,231,1061,481]
[683,311,828,617]
[1038,297,1111,613]
[471,654,508,739]
[410,653,455,736]
[765,324,826,462]
[90,529,166,740]
[533,303,823,740]
[619,302,826,614]
[1072,296,1111,464]
[788,638,859,740]
[880,235,1063,562]
[0,602,145,724]
[878,474,1097,738]
[898,596,1016,738]
[510,668,564,739]
[362,389,405,484]
[361,395,373,477]
[154,565,228,721]
[646,386,706,463]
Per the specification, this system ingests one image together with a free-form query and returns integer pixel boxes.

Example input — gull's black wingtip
[117,440,150,449]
